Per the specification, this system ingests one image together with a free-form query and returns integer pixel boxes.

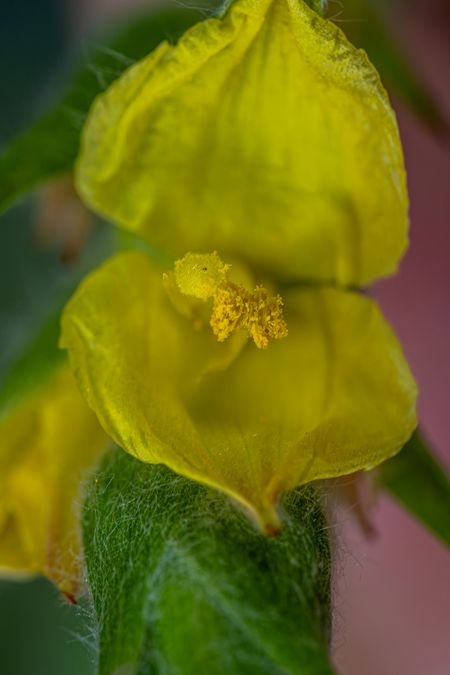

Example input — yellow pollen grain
[172,252,288,349]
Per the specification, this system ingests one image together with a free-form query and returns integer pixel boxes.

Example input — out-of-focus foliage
[0,6,96,673]
[0,4,212,214]
[334,0,447,134]
[0,0,66,143]
[380,432,450,547]
[0,578,94,675]
[0,309,63,418]
[0,203,112,675]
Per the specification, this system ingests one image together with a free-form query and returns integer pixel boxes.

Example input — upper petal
[61,252,417,530]
[0,366,107,596]
[76,0,408,286]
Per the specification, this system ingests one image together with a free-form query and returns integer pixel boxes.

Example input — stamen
[174,252,230,301]
[170,252,288,349]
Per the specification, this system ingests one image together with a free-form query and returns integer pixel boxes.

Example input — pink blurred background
[335,2,450,673]
[74,1,450,672]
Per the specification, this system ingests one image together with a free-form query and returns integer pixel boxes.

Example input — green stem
[83,447,334,675]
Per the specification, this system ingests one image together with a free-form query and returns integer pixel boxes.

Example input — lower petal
[61,252,417,530]
[0,366,108,595]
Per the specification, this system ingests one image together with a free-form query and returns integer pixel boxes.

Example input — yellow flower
[59,0,416,532]
[61,250,416,532]
[0,366,107,597]
[76,0,408,287]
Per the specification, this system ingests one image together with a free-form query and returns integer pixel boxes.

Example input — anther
[169,252,288,349]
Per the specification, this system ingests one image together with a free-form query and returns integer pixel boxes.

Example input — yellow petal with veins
[0,366,107,597]
[61,252,416,531]
[76,0,408,286]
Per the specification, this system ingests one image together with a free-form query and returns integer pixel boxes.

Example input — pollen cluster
[171,252,288,349]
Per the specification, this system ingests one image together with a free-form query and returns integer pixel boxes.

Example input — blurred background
[0,1,449,673]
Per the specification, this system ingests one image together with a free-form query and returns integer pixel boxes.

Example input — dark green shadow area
[0,199,114,382]
[0,5,100,675]
[0,578,94,675]
[0,0,67,143]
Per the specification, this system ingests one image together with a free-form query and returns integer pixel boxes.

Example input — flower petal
[61,252,417,530]
[76,0,408,286]
[0,367,107,596]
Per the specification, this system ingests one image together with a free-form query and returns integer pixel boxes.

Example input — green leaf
[0,4,209,215]
[380,431,450,547]
[334,0,448,135]
[304,0,326,15]
[0,199,115,415]
[83,447,334,675]
[0,309,64,419]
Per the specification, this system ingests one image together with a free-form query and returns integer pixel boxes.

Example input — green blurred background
[0,2,95,673]
[0,579,94,675]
